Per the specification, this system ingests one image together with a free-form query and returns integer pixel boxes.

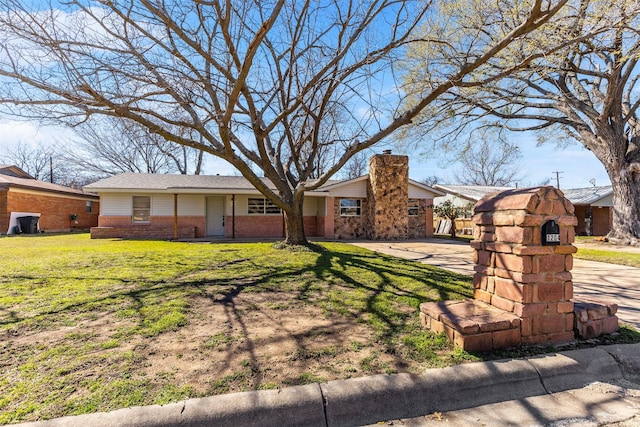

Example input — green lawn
[2,234,638,424]
[0,234,476,424]
[574,248,640,268]
[572,237,640,267]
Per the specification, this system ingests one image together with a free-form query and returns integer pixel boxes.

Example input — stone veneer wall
[408,199,428,239]
[365,153,409,240]
[333,198,368,239]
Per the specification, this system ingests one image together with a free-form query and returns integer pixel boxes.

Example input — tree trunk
[282,193,308,246]
[606,164,640,245]
[449,217,457,239]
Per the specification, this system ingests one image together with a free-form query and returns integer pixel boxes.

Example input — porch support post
[232,194,236,239]
[173,193,178,240]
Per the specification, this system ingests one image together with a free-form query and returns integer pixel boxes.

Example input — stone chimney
[366,151,409,240]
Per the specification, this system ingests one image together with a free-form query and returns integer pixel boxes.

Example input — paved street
[350,238,640,330]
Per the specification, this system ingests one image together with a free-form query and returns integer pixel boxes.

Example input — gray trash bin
[17,216,39,234]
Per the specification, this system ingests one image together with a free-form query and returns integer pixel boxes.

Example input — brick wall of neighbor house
[574,205,588,235]
[592,207,611,236]
[0,189,8,233]
[334,198,368,239]
[228,215,318,238]
[7,190,99,232]
[366,153,409,240]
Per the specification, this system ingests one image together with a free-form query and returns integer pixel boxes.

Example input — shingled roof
[84,173,277,191]
[0,168,97,198]
[0,164,34,179]
[83,173,343,194]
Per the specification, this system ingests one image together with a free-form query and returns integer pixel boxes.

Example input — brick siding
[228,215,318,238]
[0,189,8,233]
[96,215,206,238]
[4,189,99,233]
[91,225,198,240]
[592,207,611,236]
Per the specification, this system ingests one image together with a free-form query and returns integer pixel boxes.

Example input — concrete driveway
[350,238,640,330]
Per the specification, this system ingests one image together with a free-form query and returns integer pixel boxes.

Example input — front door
[206,196,225,236]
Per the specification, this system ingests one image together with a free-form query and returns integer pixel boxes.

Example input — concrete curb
[13,343,640,427]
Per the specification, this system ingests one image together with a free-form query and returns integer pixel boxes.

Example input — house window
[408,199,420,216]
[132,196,151,222]
[340,199,361,216]
[248,198,282,215]
[85,201,93,213]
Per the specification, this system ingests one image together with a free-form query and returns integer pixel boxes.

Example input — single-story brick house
[0,164,100,234]
[434,184,614,236]
[561,186,612,236]
[84,153,444,240]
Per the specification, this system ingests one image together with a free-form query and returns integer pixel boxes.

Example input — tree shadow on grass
[1,242,475,405]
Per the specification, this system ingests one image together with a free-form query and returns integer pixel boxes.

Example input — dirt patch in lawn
[138,291,405,395]
[2,289,409,409]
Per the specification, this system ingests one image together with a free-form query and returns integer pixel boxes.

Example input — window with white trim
[248,198,282,215]
[408,199,420,216]
[132,196,151,222]
[340,199,361,216]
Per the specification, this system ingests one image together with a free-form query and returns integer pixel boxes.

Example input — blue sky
[404,134,611,190]
[0,118,611,191]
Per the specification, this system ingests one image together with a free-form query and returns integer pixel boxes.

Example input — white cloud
[0,119,75,151]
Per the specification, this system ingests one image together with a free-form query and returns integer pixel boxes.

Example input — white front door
[206,196,225,236]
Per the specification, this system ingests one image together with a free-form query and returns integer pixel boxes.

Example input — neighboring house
[0,164,100,234]
[433,184,515,208]
[561,186,612,236]
[434,184,614,236]
[84,153,444,240]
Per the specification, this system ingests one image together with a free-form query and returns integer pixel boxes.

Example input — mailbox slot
[541,220,561,245]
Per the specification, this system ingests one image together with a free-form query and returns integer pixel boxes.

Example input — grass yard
[2,234,638,424]
[0,234,476,424]
[573,237,640,268]
[575,248,640,268]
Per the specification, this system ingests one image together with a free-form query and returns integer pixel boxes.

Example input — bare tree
[405,1,640,244]
[340,150,369,180]
[453,129,523,186]
[0,143,100,187]
[420,176,440,187]
[68,117,204,176]
[0,0,569,245]
[0,143,57,181]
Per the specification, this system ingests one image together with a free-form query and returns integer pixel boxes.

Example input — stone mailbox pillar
[471,187,577,345]
[421,186,619,352]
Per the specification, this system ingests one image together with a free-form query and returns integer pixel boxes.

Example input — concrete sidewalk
[351,239,640,330]
[14,344,640,427]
